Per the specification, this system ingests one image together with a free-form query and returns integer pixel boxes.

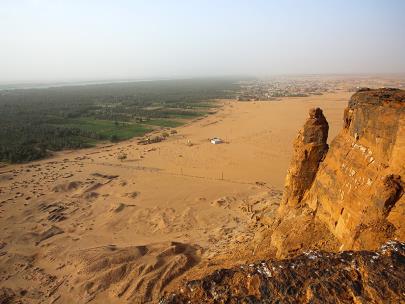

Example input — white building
[210,137,223,144]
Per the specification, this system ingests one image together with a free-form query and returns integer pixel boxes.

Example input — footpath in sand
[0,92,350,303]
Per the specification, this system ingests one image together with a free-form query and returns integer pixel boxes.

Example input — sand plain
[0,91,350,303]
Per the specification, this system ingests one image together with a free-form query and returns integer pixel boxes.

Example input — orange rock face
[276,88,404,254]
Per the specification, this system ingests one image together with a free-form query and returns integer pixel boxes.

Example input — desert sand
[0,92,350,303]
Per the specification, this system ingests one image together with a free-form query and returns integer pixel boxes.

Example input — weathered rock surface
[162,241,405,303]
[272,88,404,256]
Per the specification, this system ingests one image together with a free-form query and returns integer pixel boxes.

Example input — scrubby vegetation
[0,78,238,163]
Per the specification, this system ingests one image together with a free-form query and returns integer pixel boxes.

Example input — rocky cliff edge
[271,88,404,258]
[162,88,405,303]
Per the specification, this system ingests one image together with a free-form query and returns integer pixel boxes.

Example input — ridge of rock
[162,241,405,303]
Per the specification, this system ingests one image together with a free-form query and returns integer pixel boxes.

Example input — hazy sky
[1,0,405,82]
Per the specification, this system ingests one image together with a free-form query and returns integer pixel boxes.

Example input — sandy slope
[0,92,350,303]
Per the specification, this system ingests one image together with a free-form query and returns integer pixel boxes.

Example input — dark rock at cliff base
[162,241,405,304]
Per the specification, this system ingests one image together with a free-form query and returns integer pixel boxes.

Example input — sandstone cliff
[270,88,404,258]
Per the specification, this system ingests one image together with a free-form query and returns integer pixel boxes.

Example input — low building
[210,137,223,144]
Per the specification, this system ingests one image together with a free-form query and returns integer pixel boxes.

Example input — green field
[55,118,154,141]
[0,78,240,163]
[142,119,184,128]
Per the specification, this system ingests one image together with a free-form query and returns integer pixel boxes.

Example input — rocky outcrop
[282,108,329,207]
[161,89,405,303]
[273,88,404,256]
[162,241,405,303]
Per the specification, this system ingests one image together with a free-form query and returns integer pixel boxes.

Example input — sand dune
[69,242,199,303]
[0,92,350,303]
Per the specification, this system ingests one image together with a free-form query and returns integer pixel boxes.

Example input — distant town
[236,75,405,101]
